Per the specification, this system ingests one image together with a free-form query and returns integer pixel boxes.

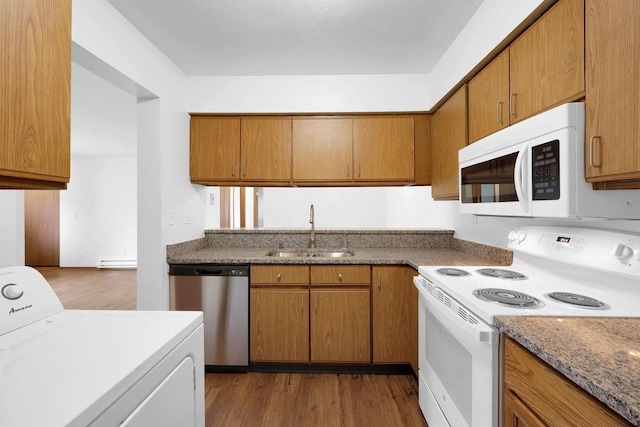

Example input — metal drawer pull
[276,273,282,281]
[231,163,235,176]
[338,273,342,281]
[378,272,382,290]
[496,101,503,124]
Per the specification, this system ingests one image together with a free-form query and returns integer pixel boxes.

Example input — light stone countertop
[496,316,640,426]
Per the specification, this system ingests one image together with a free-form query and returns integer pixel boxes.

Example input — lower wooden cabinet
[310,289,370,363]
[372,266,417,373]
[503,336,630,426]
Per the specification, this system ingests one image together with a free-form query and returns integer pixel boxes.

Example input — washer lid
[0,266,63,336]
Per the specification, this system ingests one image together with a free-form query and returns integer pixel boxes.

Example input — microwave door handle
[514,146,529,210]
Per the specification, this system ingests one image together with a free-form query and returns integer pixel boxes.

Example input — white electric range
[0,266,205,427]
[413,226,640,427]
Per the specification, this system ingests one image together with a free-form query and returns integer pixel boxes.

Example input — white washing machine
[0,266,205,426]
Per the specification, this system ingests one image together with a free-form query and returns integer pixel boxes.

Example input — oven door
[414,276,498,427]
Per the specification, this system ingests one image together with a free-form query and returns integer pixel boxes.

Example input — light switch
[183,209,191,224]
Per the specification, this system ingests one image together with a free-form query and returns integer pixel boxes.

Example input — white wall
[60,156,137,267]
[0,192,25,268]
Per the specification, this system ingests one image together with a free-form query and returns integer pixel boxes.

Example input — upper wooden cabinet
[585,0,640,189]
[353,117,415,182]
[241,118,292,182]
[0,0,71,189]
[468,50,510,143]
[431,86,468,200]
[190,113,429,186]
[190,117,240,182]
[468,0,585,143]
[509,0,585,125]
[292,118,353,182]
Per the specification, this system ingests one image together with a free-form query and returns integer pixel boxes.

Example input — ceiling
[105,0,484,76]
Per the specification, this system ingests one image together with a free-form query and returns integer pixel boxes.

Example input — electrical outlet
[183,209,191,224]
[168,209,175,226]
[209,193,215,205]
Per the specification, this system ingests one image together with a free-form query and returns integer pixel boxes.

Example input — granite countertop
[496,316,640,426]
[166,228,513,269]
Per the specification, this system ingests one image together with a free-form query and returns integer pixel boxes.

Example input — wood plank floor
[41,267,427,427]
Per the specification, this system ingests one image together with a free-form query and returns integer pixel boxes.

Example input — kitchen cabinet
[310,265,371,363]
[468,50,510,143]
[190,117,240,182]
[292,117,353,182]
[468,0,584,143]
[509,0,585,124]
[372,266,417,373]
[353,117,415,182]
[585,0,640,189]
[1,0,71,189]
[241,117,292,183]
[250,265,310,363]
[431,86,468,200]
[503,336,630,426]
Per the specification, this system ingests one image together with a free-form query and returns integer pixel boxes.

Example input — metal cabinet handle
[589,136,602,168]
[378,272,381,290]
[243,162,247,177]
[276,273,282,281]
[358,165,361,178]
[315,296,318,310]
[509,93,517,118]
[496,101,503,125]
[232,163,235,177]
[301,296,305,312]
[337,273,343,282]
[347,165,350,178]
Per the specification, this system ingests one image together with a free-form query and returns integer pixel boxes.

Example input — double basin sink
[265,248,355,258]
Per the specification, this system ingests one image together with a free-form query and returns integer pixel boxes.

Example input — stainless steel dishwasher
[169,264,249,371]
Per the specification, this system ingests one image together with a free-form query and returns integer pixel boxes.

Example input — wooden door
[372,266,416,368]
[431,86,468,200]
[241,118,292,182]
[292,118,353,182]
[468,50,510,143]
[503,391,546,427]
[310,289,370,363]
[509,0,585,124]
[585,0,640,186]
[353,117,415,182]
[250,288,309,362]
[24,190,60,266]
[0,0,71,189]
[190,117,240,182]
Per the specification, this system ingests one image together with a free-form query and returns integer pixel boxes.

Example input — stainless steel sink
[265,249,354,258]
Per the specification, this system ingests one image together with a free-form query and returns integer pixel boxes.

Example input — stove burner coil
[545,292,608,309]
[473,288,543,308]
[476,268,527,280]
[436,268,470,277]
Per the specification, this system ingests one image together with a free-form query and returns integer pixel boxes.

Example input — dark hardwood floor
[41,267,427,427]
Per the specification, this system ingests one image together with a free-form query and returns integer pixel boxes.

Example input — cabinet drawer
[310,265,370,285]
[251,265,309,285]
[504,337,629,426]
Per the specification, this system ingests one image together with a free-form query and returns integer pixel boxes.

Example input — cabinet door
[585,0,640,186]
[310,289,370,363]
[353,117,415,182]
[190,117,240,182]
[468,50,510,143]
[250,289,309,362]
[0,0,71,189]
[241,118,292,182]
[431,86,468,200]
[503,390,546,427]
[509,0,585,124]
[292,118,353,182]
[372,266,416,369]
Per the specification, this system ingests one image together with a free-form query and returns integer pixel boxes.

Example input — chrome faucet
[309,204,316,249]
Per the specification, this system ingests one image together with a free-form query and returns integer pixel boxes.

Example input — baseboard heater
[97,259,137,269]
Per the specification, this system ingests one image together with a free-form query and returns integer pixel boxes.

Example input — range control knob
[1,283,24,300]
[612,243,634,264]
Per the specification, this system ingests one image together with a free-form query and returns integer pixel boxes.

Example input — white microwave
[459,102,640,219]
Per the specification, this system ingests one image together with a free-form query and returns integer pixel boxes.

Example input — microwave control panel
[531,139,560,200]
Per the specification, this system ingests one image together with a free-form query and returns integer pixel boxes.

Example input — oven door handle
[415,277,497,345]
